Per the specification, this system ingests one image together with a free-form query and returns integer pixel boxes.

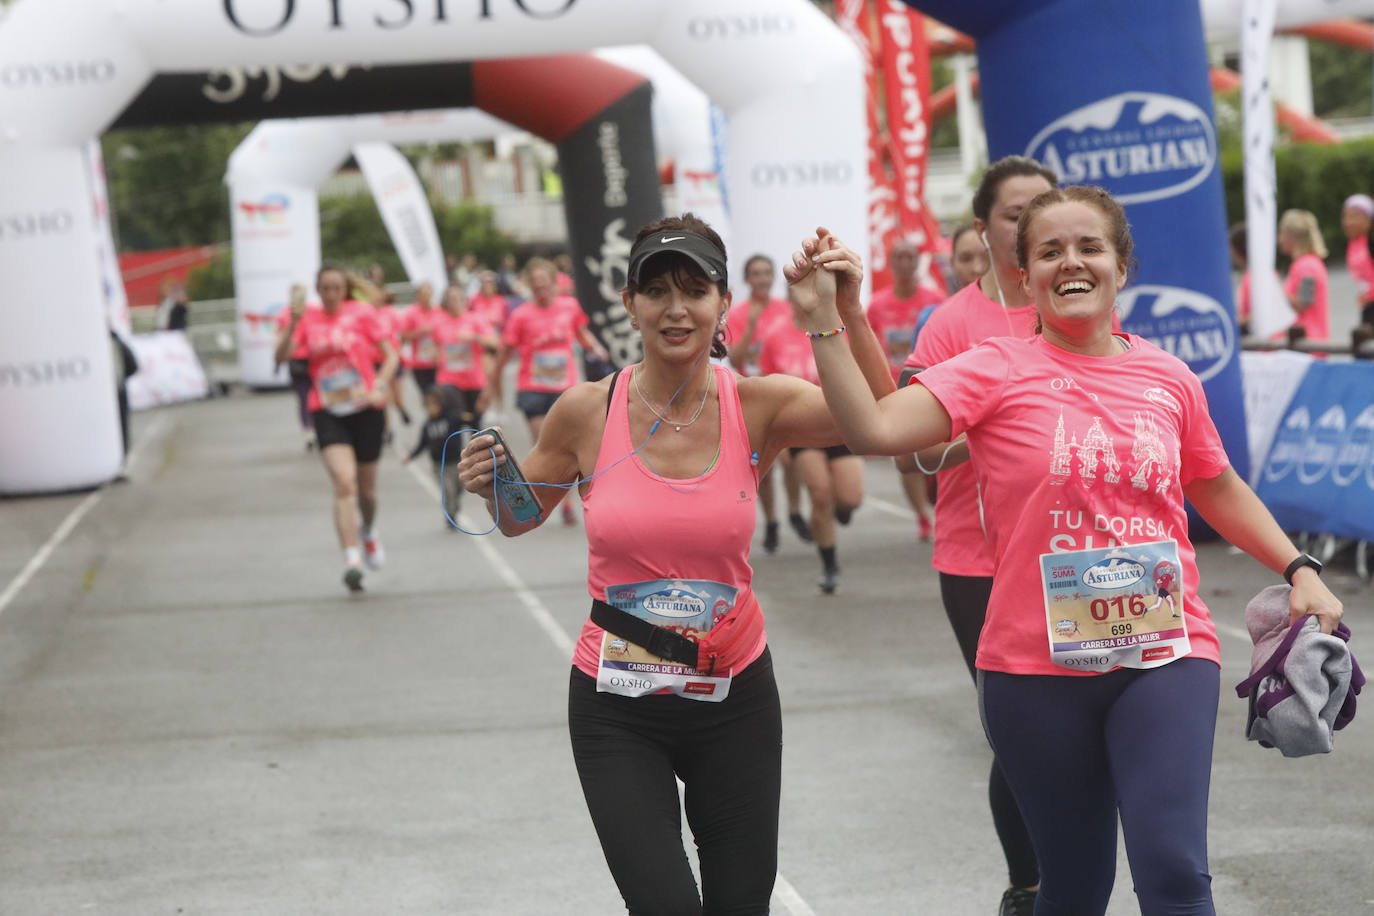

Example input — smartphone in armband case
[476,427,544,523]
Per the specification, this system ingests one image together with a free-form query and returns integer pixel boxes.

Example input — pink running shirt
[906,282,1038,576]
[868,285,944,382]
[469,293,509,331]
[277,303,320,360]
[502,295,589,393]
[291,301,386,414]
[401,303,442,368]
[756,317,818,384]
[724,297,792,376]
[434,309,493,390]
[574,366,768,679]
[1347,237,1374,306]
[917,334,1230,676]
[1284,253,1330,342]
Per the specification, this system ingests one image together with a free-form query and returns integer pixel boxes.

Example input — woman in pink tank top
[456,214,893,913]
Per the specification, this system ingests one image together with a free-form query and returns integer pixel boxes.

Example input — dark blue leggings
[978,658,1219,916]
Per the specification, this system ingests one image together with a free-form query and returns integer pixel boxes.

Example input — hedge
[1221,135,1374,260]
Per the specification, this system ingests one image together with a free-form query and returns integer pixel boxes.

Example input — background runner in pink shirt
[1340,193,1374,326]
[1278,209,1330,343]
[274,265,399,594]
[793,184,1343,916]
[399,282,442,396]
[492,258,609,525]
[724,254,809,554]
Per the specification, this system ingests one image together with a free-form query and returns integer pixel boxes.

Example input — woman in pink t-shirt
[1278,209,1330,343]
[792,186,1343,915]
[492,258,610,524]
[433,284,499,432]
[457,215,892,913]
[399,281,441,396]
[724,254,810,554]
[274,265,399,593]
[1340,193,1374,326]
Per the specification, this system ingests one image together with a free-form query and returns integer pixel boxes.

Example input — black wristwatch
[1283,553,1322,586]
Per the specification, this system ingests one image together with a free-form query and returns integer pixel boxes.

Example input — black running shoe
[343,566,365,593]
[835,505,853,526]
[789,512,813,543]
[762,522,780,554]
[998,887,1037,916]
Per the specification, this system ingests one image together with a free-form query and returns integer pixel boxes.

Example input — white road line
[865,495,916,520]
[404,462,814,916]
[772,874,818,916]
[0,417,170,621]
[1215,622,1251,643]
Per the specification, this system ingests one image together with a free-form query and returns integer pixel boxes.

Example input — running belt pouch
[592,599,701,669]
[1234,588,1363,757]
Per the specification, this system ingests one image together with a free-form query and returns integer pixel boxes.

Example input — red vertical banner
[877,1,945,293]
[836,0,900,292]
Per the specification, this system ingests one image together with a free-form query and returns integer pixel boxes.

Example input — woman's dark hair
[316,263,348,286]
[623,213,731,359]
[1015,185,1136,279]
[743,253,774,276]
[949,221,980,251]
[971,155,1059,222]
[1228,222,1247,257]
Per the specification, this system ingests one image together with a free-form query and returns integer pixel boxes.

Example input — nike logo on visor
[660,236,685,243]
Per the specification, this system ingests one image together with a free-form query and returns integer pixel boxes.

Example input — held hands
[783,227,862,333]
[1288,567,1343,634]
[458,429,505,500]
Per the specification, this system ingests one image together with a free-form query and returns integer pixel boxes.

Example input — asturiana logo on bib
[643,587,706,619]
[1082,558,1146,590]
[1115,285,1234,382]
[1025,92,1216,205]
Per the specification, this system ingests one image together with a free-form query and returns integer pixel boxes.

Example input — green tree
[101,123,254,251]
[1309,40,1373,120]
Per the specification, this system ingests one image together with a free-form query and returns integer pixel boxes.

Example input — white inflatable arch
[0,0,865,494]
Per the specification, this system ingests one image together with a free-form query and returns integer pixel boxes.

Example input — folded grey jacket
[1234,584,1363,757]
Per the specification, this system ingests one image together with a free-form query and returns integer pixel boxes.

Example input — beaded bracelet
[805,325,846,340]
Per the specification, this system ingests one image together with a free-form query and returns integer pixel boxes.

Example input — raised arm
[785,236,953,456]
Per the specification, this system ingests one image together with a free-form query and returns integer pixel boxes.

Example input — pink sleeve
[755,329,779,377]
[909,304,959,370]
[913,342,1010,438]
[1177,372,1231,483]
[501,308,523,347]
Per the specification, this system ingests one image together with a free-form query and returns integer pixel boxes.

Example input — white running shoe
[363,532,386,570]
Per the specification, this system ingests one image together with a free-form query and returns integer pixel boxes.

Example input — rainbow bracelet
[805,325,846,340]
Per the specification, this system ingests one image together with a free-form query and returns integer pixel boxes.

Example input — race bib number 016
[1039,539,1190,673]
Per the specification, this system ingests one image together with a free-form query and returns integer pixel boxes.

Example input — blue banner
[904,0,1249,483]
[1255,361,1374,541]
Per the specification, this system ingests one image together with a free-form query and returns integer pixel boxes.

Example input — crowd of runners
[267,156,1357,916]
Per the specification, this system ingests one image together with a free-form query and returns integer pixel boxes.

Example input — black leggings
[938,573,1040,890]
[568,648,783,915]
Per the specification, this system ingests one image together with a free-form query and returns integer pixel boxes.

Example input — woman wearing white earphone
[901,155,1059,916]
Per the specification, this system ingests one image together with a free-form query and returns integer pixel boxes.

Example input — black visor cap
[626,230,727,287]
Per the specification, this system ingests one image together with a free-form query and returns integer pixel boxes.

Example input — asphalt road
[1,387,1370,915]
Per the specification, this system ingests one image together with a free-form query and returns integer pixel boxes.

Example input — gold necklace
[633,366,713,432]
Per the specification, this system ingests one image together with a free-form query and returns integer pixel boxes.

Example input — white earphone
[980,228,1007,308]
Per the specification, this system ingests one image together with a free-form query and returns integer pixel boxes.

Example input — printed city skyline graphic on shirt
[1048,402,1178,496]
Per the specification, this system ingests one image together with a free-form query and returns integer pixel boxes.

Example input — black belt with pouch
[591,599,707,672]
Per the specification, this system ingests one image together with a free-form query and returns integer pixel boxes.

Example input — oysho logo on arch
[1115,285,1234,382]
[1025,92,1216,205]
[1,60,116,89]
[687,13,796,40]
[0,210,74,242]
